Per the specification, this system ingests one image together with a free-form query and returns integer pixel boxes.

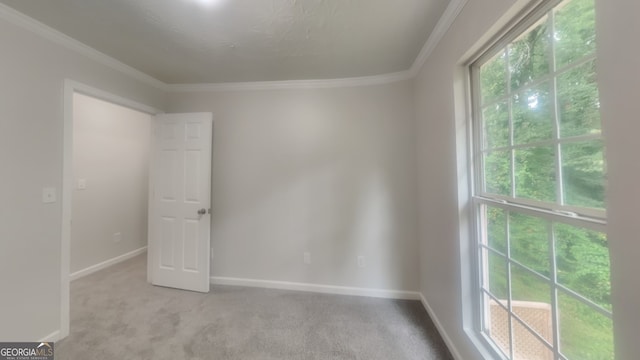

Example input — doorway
[70,92,151,278]
[61,80,160,339]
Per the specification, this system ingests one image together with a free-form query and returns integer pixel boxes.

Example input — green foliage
[480,51,507,103]
[484,151,511,196]
[509,213,551,276]
[479,0,612,357]
[514,146,555,202]
[559,291,614,360]
[512,83,553,145]
[483,101,509,148]
[486,207,613,359]
[555,223,611,309]
[509,18,550,91]
[562,140,605,208]
[557,60,601,138]
[479,0,604,208]
[555,0,597,68]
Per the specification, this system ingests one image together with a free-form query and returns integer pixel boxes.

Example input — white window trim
[465,0,611,358]
[470,48,605,219]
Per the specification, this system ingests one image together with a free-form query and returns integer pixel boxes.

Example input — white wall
[0,15,165,340]
[596,1,640,358]
[168,81,420,292]
[414,0,640,358]
[71,93,150,274]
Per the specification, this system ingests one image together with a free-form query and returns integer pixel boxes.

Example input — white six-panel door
[149,113,212,293]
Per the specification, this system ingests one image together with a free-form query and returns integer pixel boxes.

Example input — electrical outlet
[357,256,366,268]
[42,187,57,203]
[303,252,311,265]
[113,232,122,243]
[77,178,87,190]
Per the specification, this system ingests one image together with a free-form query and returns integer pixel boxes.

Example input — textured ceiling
[0,0,450,84]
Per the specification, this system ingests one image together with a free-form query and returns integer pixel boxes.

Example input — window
[470,0,613,359]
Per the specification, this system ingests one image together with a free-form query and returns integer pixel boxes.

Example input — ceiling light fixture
[193,0,226,7]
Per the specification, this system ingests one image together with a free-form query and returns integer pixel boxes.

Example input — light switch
[42,187,57,203]
[77,178,87,190]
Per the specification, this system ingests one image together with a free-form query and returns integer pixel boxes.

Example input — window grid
[549,221,562,360]
[477,200,612,359]
[482,132,601,153]
[512,309,555,352]
[506,47,516,201]
[482,289,511,358]
[479,53,597,120]
[549,10,564,228]
[476,10,604,219]
[478,56,603,213]
[472,1,612,357]
[505,208,514,359]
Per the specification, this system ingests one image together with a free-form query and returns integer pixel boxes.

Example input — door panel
[149,113,212,293]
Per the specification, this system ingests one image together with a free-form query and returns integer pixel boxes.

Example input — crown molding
[409,0,469,77]
[0,3,168,91]
[167,70,413,92]
[0,0,467,93]
[165,0,469,93]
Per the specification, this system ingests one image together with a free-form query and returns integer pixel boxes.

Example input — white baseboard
[70,247,147,281]
[420,293,463,360]
[210,276,421,300]
[39,330,60,342]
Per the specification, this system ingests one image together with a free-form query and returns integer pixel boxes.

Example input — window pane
[557,60,601,138]
[486,298,512,358]
[554,0,597,68]
[515,146,556,203]
[474,1,609,358]
[484,150,512,196]
[512,318,554,360]
[555,223,611,310]
[509,213,550,276]
[481,50,507,104]
[509,17,551,91]
[483,101,510,149]
[512,82,553,144]
[559,291,614,360]
[561,140,605,208]
[510,266,553,358]
[487,207,507,253]
[511,265,551,304]
[485,249,508,299]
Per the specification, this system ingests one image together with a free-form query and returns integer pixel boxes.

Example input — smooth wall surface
[71,93,150,274]
[596,0,640,358]
[414,0,640,358]
[168,81,420,292]
[0,16,165,340]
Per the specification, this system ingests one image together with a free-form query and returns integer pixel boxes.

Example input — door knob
[197,208,207,215]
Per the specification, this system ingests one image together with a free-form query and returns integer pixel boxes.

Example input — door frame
[61,79,161,340]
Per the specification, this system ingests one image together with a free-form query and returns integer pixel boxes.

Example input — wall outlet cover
[77,178,87,190]
[42,187,57,203]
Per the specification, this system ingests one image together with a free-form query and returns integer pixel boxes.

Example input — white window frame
[471,0,605,221]
[468,0,611,359]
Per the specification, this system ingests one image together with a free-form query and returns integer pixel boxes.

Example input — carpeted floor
[57,254,453,360]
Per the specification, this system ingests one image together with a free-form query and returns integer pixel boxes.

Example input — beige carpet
[57,254,453,360]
